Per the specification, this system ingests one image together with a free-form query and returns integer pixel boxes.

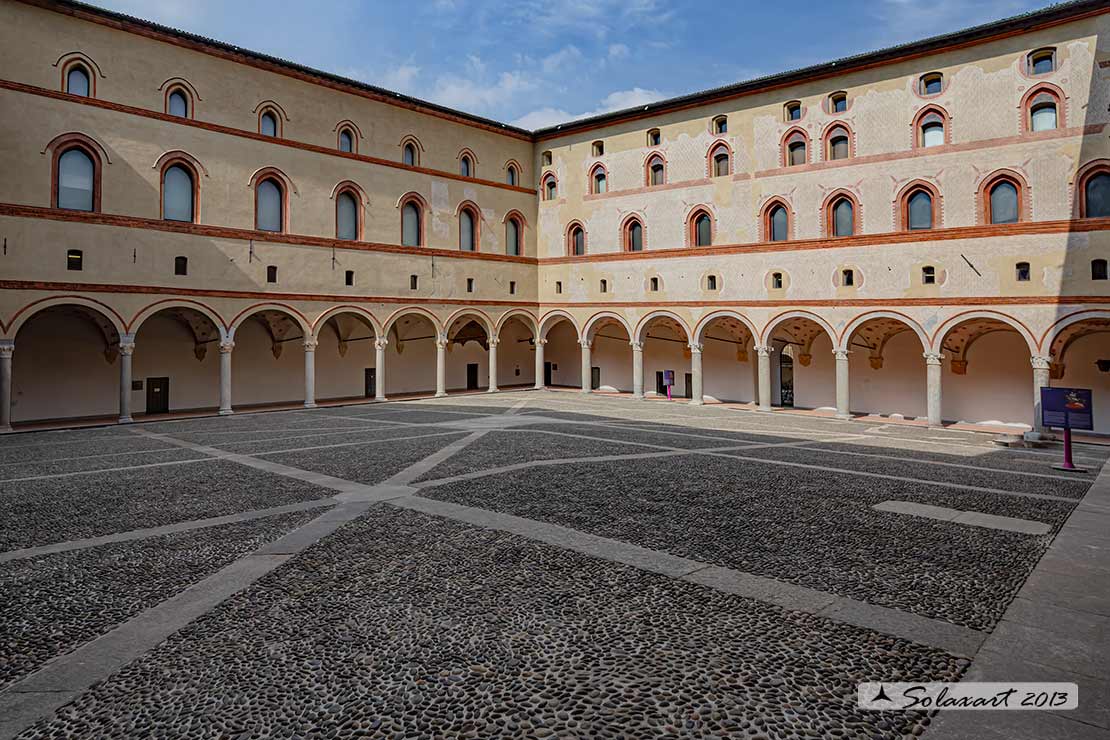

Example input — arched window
[542,174,557,201]
[771,272,783,289]
[829,92,847,113]
[842,268,855,286]
[919,72,943,96]
[784,101,801,121]
[174,256,188,276]
[55,146,96,211]
[906,188,933,230]
[65,65,90,96]
[1028,48,1056,75]
[260,111,278,137]
[401,199,422,246]
[624,217,644,252]
[784,130,807,166]
[1026,89,1060,132]
[336,191,359,240]
[592,141,604,156]
[988,180,1020,224]
[339,129,354,153]
[712,116,727,134]
[689,209,713,247]
[460,155,473,178]
[255,178,284,232]
[541,151,552,166]
[568,224,585,256]
[459,206,477,251]
[1083,171,1110,218]
[647,155,665,186]
[591,165,607,194]
[168,89,188,118]
[506,217,521,256]
[767,203,789,242]
[162,163,195,222]
[1091,259,1107,280]
[649,277,660,291]
[828,195,855,237]
[710,145,730,177]
[403,143,417,166]
[917,109,946,148]
[506,164,518,186]
[647,129,661,146]
[825,126,850,160]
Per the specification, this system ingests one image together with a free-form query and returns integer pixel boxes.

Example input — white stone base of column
[434,391,448,398]
[118,415,133,424]
[487,388,499,393]
[303,402,317,409]
[1,424,13,434]
[218,409,234,416]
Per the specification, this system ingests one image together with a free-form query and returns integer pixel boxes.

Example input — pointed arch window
[783,130,807,166]
[505,216,521,256]
[403,143,417,166]
[65,64,90,96]
[906,188,934,230]
[917,109,946,148]
[55,146,97,212]
[710,144,730,177]
[168,89,188,118]
[255,178,284,232]
[590,164,608,194]
[568,224,586,256]
[763,200,790,242]
[336,190,359,240]
[338,129,354,153]
[1026,89,1060,133]
[647,155,665,186]
[988,179,1020,224]
[688,209,713,247]
[825,126,850,160]
[624,217,644,252]
[1082,169,1110,219]
[459,205,478,251]
[542,174,557,201]
[460,154,473,178]
[162,163,196,222]
[401,197,423,246]
[827,195,856,237]
[259,111,278,137]
[506,164,518,186]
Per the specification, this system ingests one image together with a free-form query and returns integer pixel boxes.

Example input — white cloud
[512,107,576,130]
[542,45,584,74]
[429,70,538,113]
[870,0,1033,44]
[378,64,422,93]
[607,43,629,60]
[513,86,666,129]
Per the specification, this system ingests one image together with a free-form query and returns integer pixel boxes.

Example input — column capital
[1030,355,1052,370]
[579,339,592,349]
[0,341,13,359]
[754,345,774,357]
[534,338,548,346]
[118,341,136,356]
[436,338,448,350]
[832,348,851,360]
[688,342,703,354]
[374,338,389,350]
[923,352,944,365]
[488,338,500,348]
[303,339,319,352]
[219,340,235,354]
[629,340,643,351]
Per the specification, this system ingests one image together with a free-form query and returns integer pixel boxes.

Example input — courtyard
[0,390,1107,739]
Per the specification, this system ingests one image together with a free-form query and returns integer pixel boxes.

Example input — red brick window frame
[896,179,942,231]
[58,54,99,97]
[912,105,950,149]
[541,173,558,201]
[826,91,849,114]
[503,210,525,256]
[783,100,804,122]
[644,153,667,187]
[821,122,854,162]
[400,135,423,166]
[256,106,284,138]
[158,155,202,223]
[456,200,481,252]
[335,120,362,154]
[686,206,715,247]
[163,85,194,119]
[398,191,428,247]
[822,189,861,238]
[504,160,522,186]
[48,132,107,212]
[332,181,366,241]
[781,128,809,167]
[977,169,1030,224]
[1026,47,1057,76]
[621,214,646,252]
[1076,160,1110,219]
[707,140,732,177]
[566,221,587,257]
[458,148,478,178]
[588,163,609,195]
[760,197,793,242]
[250,167,293,233]
[916,71,945,98]
[1020,83,1065,135]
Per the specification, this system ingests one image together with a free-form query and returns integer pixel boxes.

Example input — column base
[534,385,545,391]
[580,389,591,395]
[118,416,134,424]
[218,408,234,416]
[835,413,852,420]
[303,402,317,409]
[757,405,772,412]
[434,392,448,398]
[375,397,388,403]
[0,425,12,434]
[689,399,704,406]
[487,388,499,394]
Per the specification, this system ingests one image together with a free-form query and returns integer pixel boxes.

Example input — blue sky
[95,0,1054,129]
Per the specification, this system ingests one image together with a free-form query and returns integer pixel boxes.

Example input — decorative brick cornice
[537,296,1110,309]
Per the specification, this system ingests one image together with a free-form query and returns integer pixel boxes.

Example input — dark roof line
[53,0,1107,140]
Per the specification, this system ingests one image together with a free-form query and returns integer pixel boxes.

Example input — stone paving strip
[873,500,1053,535]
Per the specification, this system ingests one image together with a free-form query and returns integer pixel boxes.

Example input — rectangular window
[466,278,474,293]
[510,281,516,295]
[410,274,418,290]
[266,265,277,283]
[772,273,783,289]
[174,256,188,276]
[555,281,562,294]
[67,249,83,271]
[345,270,354,286]
[842,269,854,287]
[1016,262,1031,282]
[922,266,936,284]
[706,275,717,290]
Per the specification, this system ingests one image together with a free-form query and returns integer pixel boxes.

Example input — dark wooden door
[591,366,601,390]
[466,363,479,390]
[656,371,665,395]
[364,368,376,398]
[544,361,552,386]
[780,355,794,407]
[146,377,169,414]
[684,372,693,399]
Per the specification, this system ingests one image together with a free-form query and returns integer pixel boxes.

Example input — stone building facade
[1,0,1108,433]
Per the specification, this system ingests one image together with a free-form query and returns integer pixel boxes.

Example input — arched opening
[444,314,492,393]
[764,315,836,410]
[1047,314,1110,435]
[638,314,692,399]
[843,315,927,419]
[585,316,632,393]
[382,311,441,398]
[230,308,307,408]
[539,315,582,389]
[696,314,756,403]
[132,306,222,415]
[11,303,123,423]
[939,316,1034,430]
[314,311,379,402]
[495,314,538,390]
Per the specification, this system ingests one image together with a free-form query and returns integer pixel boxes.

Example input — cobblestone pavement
[0,390,1106,739]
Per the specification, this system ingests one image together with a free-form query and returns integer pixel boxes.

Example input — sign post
[663,370,674,401]
[1040,388,1093,472]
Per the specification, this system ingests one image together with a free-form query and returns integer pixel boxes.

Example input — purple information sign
[1041,388,1093,431]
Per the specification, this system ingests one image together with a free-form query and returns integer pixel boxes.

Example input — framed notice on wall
[1041,388,1093,431]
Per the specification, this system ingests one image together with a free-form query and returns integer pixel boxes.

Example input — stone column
[924,352,944,427]
[631,341,644,399]
[756,345,773,411]
[118,334,136,423]
[374,338,388,401]
[833,348,851,419]
[487,338,499,393]
[435,338,448,397]
[579,339,592,394]
[218,340,234,415]
[0,340,13,432]
[303,339,318,408]
[689,342,704,405]
[1031,355,1052,435]
[534,338,546,390]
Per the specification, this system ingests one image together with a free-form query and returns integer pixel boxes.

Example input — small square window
[266,265,278,283]
[706,275,717,290]
[592,141,604,156]
[713,116,727,134]
[542,151,552,166]
[785,102,801,121]
[410,274,418,290]
[174,256,188,276]
[466,278,474,293]
[647,129,661,146]
[771,272,783,289]
[67,249,83,271]
[510,280,516,294]
[345,270,354,286]
[922,266,936,285]
[650,277,660,291]
[842,269,854,287]
[1016,262,1031,281]
[555,281,562,294]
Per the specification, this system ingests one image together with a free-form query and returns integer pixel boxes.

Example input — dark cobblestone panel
[18,507,962,740]
[0,448,209,482]
[0,436,178,465]
[521,423,783,449]
[0,510,319,692]
[213,426,461,456]
[257,433,468,485]
[421,456,1075,630]
[0,461,332,551]
[809,441,1100,479]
